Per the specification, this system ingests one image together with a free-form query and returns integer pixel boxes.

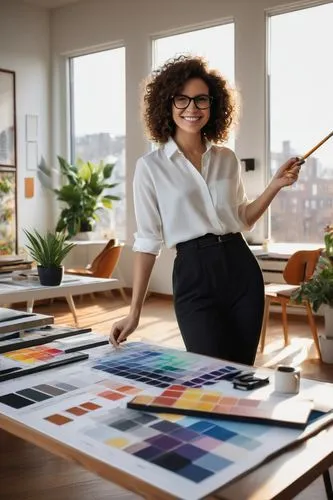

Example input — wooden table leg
[65,295,79,326]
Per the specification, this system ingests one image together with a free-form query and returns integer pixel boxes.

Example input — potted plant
[292,225,333,361]
[24,229,75,286]
[38,157,121,239]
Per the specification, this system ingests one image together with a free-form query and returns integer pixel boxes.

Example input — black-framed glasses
[172,94,213,110]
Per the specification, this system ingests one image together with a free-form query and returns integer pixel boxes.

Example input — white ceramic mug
[274,365,300,394]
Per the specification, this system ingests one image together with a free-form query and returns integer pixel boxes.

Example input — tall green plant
[38,157,120,238]
[24,229,75,268]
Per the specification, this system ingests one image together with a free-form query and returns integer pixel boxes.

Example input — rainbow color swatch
[0,345,88,382]
[3,345,65,363]
[127,385,313,429]
[93,342,242,388]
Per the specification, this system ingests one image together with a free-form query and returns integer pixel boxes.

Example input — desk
[1,342,333,500]
[1,411,333,499]
[0,275,122,325]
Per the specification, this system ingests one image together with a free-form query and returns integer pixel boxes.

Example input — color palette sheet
[0,341,330,500]
[127,386,313,429]
[0,345,88,382]
[23,398,302,500]
[0,325,92,353]
[92,342,243,389]
[0,376,142,411]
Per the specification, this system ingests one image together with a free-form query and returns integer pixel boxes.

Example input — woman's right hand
[109,314,139,348]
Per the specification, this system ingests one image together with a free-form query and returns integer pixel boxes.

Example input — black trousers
[173,233,265,365]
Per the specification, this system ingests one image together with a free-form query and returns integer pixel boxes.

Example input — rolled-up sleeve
[132,157,164,255]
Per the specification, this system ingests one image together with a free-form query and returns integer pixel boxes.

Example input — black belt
[176,232,242,251]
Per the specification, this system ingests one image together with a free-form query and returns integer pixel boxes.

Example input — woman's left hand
[270,157,304,190]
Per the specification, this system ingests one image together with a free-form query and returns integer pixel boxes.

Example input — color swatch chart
[0,341,306,500]
[128,385,313,429]
[73,407,298,500]
[92,342,242,388]
[0,374,141,412]
[42,381,142,425]
[3,345,67,364]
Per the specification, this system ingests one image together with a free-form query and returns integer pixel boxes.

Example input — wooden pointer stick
[301,131,333,160]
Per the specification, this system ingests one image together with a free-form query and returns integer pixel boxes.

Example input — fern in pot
[24,229,74,286]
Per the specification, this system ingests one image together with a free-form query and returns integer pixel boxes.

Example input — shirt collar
[164,137,213,159]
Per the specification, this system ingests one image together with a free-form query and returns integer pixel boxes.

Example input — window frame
[265,1,332,245]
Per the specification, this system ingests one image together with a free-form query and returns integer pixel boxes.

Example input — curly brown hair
[142,55,238,144]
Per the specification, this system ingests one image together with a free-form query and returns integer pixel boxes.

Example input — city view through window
[70,48,126,240]
[269,4,333,243]
[69,8,332,245]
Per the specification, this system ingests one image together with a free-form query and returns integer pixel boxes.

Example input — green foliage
[292,226,333,312]
[24,229,75,268]
[38,157,120,238]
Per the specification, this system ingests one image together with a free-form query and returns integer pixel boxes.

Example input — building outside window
[268,4,333,243]
[69,47,126,240]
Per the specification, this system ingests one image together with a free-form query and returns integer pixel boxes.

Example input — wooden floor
[1,293,332,500]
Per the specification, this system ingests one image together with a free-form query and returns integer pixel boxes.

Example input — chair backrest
[283,249,323,285]
[89,239,116,272]
[90,243,123,278]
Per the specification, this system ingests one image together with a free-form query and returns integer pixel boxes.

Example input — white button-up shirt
[133,137,253,255]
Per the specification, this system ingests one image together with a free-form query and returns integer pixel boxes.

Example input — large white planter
[319,306,333,363]
[324,306,333,337]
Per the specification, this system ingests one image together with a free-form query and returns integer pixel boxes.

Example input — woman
[109,55,302,365]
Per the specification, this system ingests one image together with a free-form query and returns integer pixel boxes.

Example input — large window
[153,23,235,148]
[69,48,126,240]
[268,4,333,243]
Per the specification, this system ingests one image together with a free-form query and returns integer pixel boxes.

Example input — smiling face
[172,78,211,138]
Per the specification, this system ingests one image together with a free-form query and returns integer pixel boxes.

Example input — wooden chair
[66,241,127,303]
[259,248,322,357]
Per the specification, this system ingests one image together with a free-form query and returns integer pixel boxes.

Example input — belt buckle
[217,235,223,242]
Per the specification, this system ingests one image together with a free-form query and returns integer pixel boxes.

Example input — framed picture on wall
[0,171,17,255]
[0,69,16,169]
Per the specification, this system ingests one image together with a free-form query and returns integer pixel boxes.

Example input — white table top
[0,274,120,303]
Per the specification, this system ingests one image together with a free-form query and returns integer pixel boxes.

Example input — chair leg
[26,299,34,313]
[66,295,79,327]
[305,301,321,359]
[281,301,289,346]
[119,287,128,304]
[260,296,271,353]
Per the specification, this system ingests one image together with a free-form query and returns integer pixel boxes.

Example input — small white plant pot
[319,335,333,364]
[318,307,333,363]
[324,306,333,338]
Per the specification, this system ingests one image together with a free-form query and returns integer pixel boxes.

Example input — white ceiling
[23,0,81,8]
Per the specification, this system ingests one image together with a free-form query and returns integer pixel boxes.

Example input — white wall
[51,0,327,293]
[0,0,52,250]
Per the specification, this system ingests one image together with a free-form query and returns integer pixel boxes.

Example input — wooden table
[0,274,123,325]
[0,410,332,500]
[1,343,333,500]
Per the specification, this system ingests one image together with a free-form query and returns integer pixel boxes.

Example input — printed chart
[0,342,325,500]
[127,385,313,428]
[92,342,242,388]
[0,345,88,382]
